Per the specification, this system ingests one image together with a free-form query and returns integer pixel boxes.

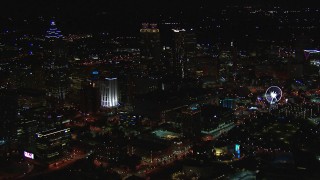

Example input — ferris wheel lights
[265,86,282,105]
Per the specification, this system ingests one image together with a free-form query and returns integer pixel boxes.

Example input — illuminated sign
[24,151,34,159]
[235,144,240,154]
[92,71,99,75]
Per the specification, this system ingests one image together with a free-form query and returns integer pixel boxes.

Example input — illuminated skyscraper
[20,108,71,164]
[184,31,197,59]
[44,20,69,102]
[100,78,119,108]
[34,128,71,163]
[45,21,63,39]
[172,29,186,78]
[140,23,161,72]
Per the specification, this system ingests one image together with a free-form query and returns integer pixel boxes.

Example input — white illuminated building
[100,78,119,108]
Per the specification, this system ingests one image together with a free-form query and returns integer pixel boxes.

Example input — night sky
[0,0,317,34]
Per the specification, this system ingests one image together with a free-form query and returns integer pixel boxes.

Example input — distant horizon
[1,1,319,42]
[0,0,317,18]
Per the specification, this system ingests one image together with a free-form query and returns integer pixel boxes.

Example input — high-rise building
[45,21,63,39]
[290,34,312,77]
[184,31,197,59]
[216,42,239,82]
[80,80,100,114]
[171,29,198,80]
[220,98,236,109]
[19,107,71,164]
[16,112,38,149]
[34,128,71,163]
[44,20,69,102]
[100,78,119,108]
[140,23,161,72]
[0,90,18,150]
[181,106,201,138]
[44,20,65,58]
[172,29,187,78]
[295,34,311,64]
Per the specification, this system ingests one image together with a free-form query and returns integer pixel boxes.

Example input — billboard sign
[24,151,34,159]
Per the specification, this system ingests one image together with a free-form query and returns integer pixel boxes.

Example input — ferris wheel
[265,86,282,104]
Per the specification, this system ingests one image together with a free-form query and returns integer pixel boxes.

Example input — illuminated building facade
[45,21,63,39]
[140,23,161,72]
[184,32,197,59]
[44,20,69,102]
[220,98,236,109]
[17,114,38,148]
[172,29,187,78]
[35,128,71,163]
[100,78,119,108]
[217,42,239,82]
[17,108,71,150]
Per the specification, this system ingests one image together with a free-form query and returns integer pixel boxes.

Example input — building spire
[45,20,63,39]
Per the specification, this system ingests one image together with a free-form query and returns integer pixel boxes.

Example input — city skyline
[0,1,320,179]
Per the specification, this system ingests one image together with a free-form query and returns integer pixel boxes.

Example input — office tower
[184,31,197,59]
[230,42,238,78]
[120,76,135,111]
[181,107,201,138]
[295,34,311,64]
[290,34,312,77]
[140,23,161,73]
[44,20,69,102]
[184,31,197,79]
[19,107,71,164]
[172,29,186,79]
[44,20,65,59]
[0,90,18,149]
[16,111,38,149]
[34,128,71,163]
[45,21,63,39]
[216,42,239,82]
[100,78,119,108]
[80,80,100,114]
[220,98,236,109]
